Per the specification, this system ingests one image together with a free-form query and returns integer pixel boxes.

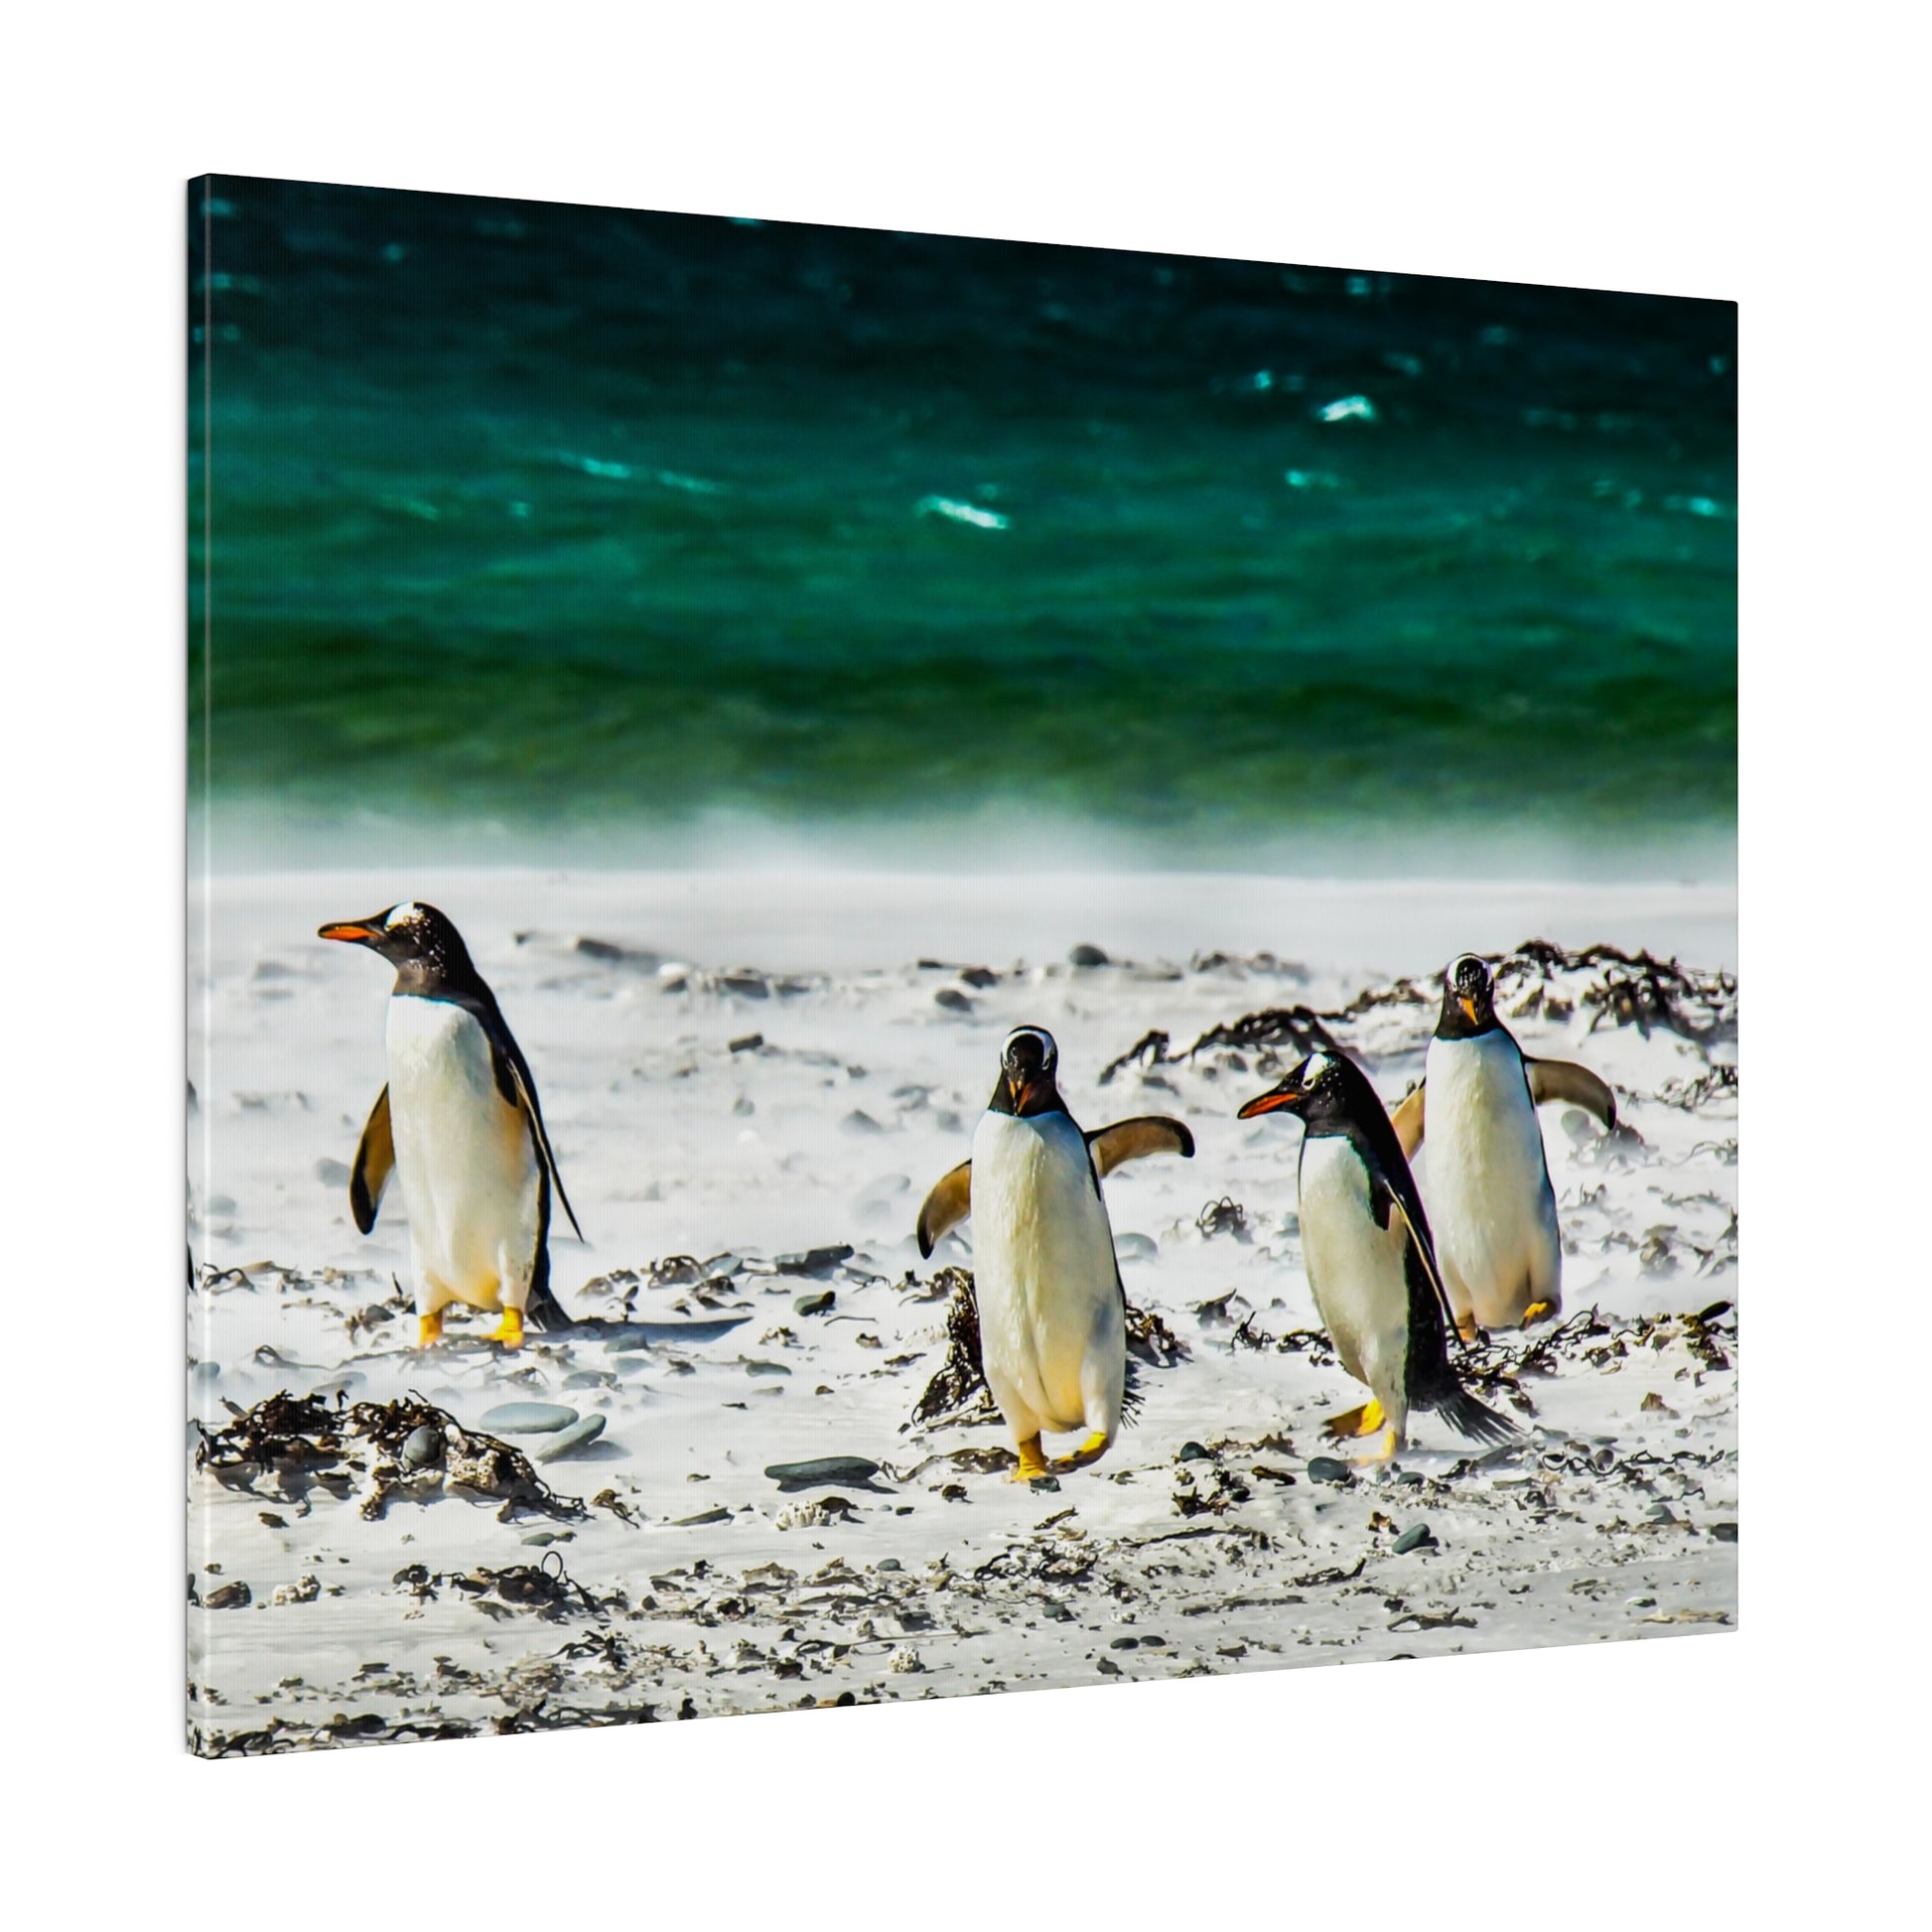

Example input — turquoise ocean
[190,179,1735,877]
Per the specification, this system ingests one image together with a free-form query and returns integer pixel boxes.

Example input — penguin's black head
[1236,1050,1351,1127]
[1437,953,1499,1039]
[993,1026,1063,1117]
[319,901,476,988]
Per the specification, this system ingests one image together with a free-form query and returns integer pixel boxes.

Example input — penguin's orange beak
[319,920,381,945]
[1006,1074,1035,1113]
[1458,995,1479,1024]
[1238,1085,1301,1118]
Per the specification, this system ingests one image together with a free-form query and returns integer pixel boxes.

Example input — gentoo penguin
[1238,1051,1514,1463]
[319,901,581,1348]
[915,1027,1193,1480]
[1390,953,1617,1338]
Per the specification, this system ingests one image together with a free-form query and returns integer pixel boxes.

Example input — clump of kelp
[910,1270,1187,1427]
[194,1390,586,1522]
[1100,939,1737,1087]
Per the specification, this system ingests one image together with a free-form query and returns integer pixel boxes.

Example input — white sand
[186,870,1738,1752]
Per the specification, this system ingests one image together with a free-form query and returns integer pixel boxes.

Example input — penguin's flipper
[1390,1081,1427,1159]
[1373,1170,1459,1344]
[349,1085,394,1235]
[1527,1057,1617,1131]
[523,1173,573,1333]
[916,1161,973,1259]
[1086,1116,1195,1177]
[490,1035,585,1241]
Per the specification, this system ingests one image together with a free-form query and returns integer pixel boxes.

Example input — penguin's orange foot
[490,1307,525,1349]
[1522,1301,1556,1326]
[1321,1399,1386,1442]
[1350,1425,1402,1467]
[1054,1432,1113,1472]
[1010,1435,1049,1482]
[1456,1314,1481,1346]
[417,1311,444,1347]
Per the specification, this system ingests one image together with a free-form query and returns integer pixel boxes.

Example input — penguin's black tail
[1431,1381,1518,1448]
[523,1245,573,1332]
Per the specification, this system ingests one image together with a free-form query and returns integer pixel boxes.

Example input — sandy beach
[186,869,1737,1754]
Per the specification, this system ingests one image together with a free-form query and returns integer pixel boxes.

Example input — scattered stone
[674,1506,733,1527]
[776,1245,854,1279]
[794,1290,836,1316]
[400,1424,443,1468]
[1029,1475,1062,1493]
[272,1575,321,1606]
[1178,1442,1212,1462]
[959,966,998,989]
[1308,1456,1351,1485]
[1115,1232,1158,1262]
[729,1033,764,1053]
[843,1109,886,1135]
[520,1531,565,1547]
[1069,943,1110,967]
[314,1157,351,1186]
[765,1456,886,1492]
[478,1402,578,1435]
[534,1415,607,1462]
[878,1558,903,1572]
[204,1581,251,1610]
[1711,1521,1738,1543]
[1391,1524,1436,1555]
[933,987,974,1013]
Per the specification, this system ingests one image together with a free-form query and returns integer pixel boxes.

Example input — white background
[1,3,1916,1920]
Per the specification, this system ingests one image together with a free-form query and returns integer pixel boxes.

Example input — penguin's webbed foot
[417,1311,444,1347]
[490,1307,525,1350]
[1456,1314,1482,1346]
[1010,1435,1049,1482]
[1053,1432,1113,1472]
[1321,1399,1386,1442]
[1349,1425,1402,1467]
[1522,1301,1556,1327]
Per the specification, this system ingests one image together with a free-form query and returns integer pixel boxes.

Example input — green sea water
[190,179,1735,875]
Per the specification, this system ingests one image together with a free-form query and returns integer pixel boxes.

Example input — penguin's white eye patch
[1301,1051,1330,1084]
[386,902,423,929]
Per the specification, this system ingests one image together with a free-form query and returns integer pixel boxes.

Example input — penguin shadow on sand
[320,900,753,1365]
[915,1026,1194,1482]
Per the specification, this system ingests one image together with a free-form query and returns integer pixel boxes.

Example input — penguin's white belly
[386,996,540,1308]
[970,1112,1123,1437]
[1299,1136,1411,1404]
[1424,1033,1560,1325]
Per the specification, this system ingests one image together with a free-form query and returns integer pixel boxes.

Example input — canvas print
[187,177,1737,1757]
